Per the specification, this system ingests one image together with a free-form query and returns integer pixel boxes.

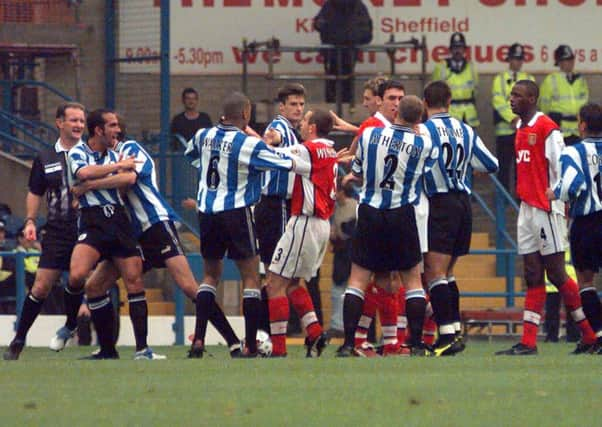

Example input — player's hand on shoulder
[263,128,282,146]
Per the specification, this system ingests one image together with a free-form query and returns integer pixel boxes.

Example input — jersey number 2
[379,154,398,190]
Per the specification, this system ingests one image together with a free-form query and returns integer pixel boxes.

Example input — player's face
[558,58,575,73]
[362,89,381,115]
[56,107,85,144]
[509,84,532,116]
[279,95,305,126]
[380,88,404,123]
[508,58,523,72]
[299,111,313,141]
[183,93,198,111]
[99,113,121,148]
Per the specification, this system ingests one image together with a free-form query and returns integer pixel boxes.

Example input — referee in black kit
[4,102,86,360]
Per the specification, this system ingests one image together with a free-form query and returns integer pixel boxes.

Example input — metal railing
[240,36,428,117]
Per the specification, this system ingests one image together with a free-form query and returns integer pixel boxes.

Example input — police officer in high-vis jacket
[491,43,535,191]
[539,45,589,146]
[432,32,479,128]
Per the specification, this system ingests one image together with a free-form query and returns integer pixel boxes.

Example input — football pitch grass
[1,341,600,426]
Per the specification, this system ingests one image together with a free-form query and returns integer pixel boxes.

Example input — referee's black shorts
[77,205,140,260]
[199,206,257,260]
[428,192,472,257]
[139,220,185,272]
[570,210,602,272]
[351,203,421,273]
[38,221,78,271]
[254,195,291,265]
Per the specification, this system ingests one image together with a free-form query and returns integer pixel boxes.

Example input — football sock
[423,302,437,346]
[288,286,322,340]
[88,293,116,353]
[209,300,239,347]
[447,276,462,333]
[520,284,546,348]
[579,287,602,337]
[378,288,398,348]
[268,296,289,356]
[194,284,216,345]
[405,288,427,347]
[64,285,84,331]
[428,278,454,344]
[242,288,262,354]
[258,286,271,333]
[128,292,148,351]
[355,282,376,347]
[396,287,407,345]
[557,277,596,344]
[343,288,365,348]
[15,293,44,342]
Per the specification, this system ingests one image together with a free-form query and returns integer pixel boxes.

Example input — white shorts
[517,203,567,256]
[414,192,429,254]
[269,215,330,281]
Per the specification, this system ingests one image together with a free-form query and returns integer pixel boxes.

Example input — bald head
[222,92,251,123]
[398,95,424,126]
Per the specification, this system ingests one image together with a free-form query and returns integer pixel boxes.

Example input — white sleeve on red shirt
[545,129,566,215]
[275,145,312,178]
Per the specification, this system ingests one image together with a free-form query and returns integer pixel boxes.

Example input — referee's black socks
[15,293,45,342]
[128,291,148,352]
[343,288,365,349]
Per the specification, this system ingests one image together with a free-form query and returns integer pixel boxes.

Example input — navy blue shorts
[570,211,602,272]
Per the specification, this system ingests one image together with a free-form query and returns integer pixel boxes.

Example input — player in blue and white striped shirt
[66,108,142,359]
[337,96,439,357]
[548,102,602,351]
[74,124,243,359]
[420,81,499,356]
[185,92,307,357]
[256,83,305,270]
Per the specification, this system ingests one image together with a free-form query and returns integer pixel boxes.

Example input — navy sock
[128,292,148,351]
[15,293,45,342]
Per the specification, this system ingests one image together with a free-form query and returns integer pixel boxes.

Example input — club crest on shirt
[528,133,537,146]
[78,233,87,242]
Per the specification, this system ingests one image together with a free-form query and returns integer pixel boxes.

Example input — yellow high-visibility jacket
[491,70,535,136]
[539,72,588,138]
[432,59,479,127]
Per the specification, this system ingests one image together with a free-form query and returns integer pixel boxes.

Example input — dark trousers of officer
[495,133,516,193]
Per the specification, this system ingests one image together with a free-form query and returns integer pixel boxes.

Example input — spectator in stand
[170,88,212,150]
[314,0,372,103]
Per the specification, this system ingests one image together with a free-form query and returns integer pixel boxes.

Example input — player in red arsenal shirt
[496,80,597,355]
[265,109,339,357]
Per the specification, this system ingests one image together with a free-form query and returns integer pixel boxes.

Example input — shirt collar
[517,111,543,128]
[55,138,81,153]
[217,123,241,132]
[310,138,334,146]
[374,111,392,128]
[430,113,451,120]
[390,124,415,133]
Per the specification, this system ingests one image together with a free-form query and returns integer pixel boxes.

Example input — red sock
[288,286,322,341]
[521,285,546,348]
[423,302,437,346]
[355,282,377,347]
[396,287,407,344]
[558,277,597,344]
[378,288,399,347]
[268,296,289,356]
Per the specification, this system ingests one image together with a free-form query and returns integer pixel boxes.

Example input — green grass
[1,341,600,427]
